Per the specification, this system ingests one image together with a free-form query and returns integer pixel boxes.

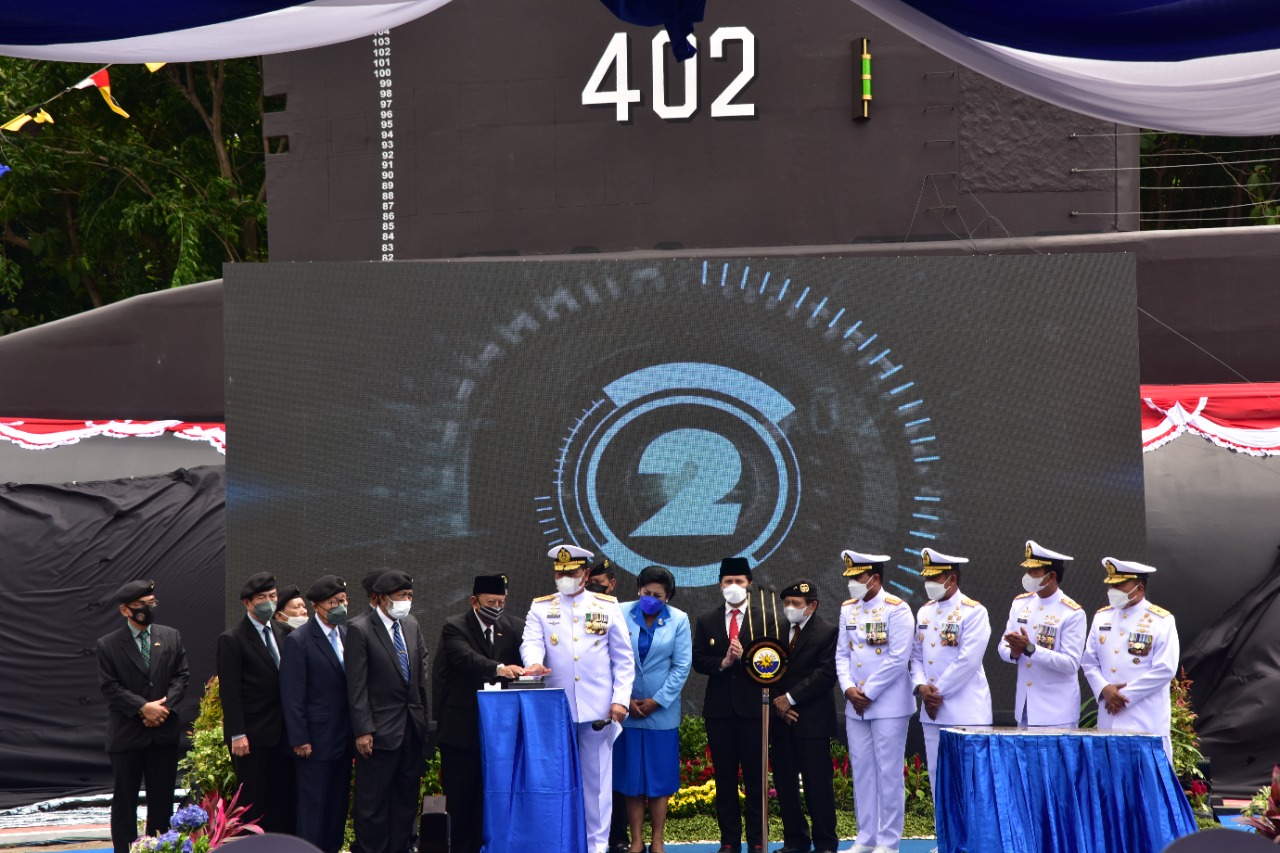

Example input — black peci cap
[719,557,752,581]
[472,574,508,596]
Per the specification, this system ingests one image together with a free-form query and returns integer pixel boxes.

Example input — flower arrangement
[904,754,930,805]
[177,677,237,799]
[1239,764,1280,839]
[679,746,715,789]
[129,789,262,853]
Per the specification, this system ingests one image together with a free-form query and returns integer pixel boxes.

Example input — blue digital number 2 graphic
[631,428,743,537]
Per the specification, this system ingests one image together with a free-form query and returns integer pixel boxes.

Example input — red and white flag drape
[1141,384,1280,456]
[4,384,1279,459]
[0,419,224,454]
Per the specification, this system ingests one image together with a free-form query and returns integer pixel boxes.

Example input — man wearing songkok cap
[523,546,634,853]
[280,575,353,853]
[691,556,766,853]
[217,571,295,833]
[835,550,915,853]
[346,569,430,853]
[909,548,992,816]
[770,580,839,853]
[274,584,308,633]
[96,580,189,853]
[997,540,1086,728]
[1081,558,1180,760]
[433,574,526,853]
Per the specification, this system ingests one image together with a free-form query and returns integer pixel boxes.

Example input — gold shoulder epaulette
[962,597,980,607]
[1096,605,1113,613]
[1146,604,1170,618]
[1062,597,1082,611]
[842,598,857,606]
[532,593,556,603]
[884,595,903,606]
[1014,592,1034,600]
[592,592,618,603]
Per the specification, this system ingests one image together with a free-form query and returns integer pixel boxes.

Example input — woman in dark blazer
[613,566,692,853]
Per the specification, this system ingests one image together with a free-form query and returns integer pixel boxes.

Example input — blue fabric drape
[936,729,1197,853]
[478,689,586,853]
[596,0,707,60]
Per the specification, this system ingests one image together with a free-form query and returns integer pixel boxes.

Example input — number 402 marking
[582,28,757,122]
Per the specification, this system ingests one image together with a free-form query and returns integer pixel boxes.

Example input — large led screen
[226,254,1142,714]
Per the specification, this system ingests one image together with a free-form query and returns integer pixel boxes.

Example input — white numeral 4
[582,32,643,122]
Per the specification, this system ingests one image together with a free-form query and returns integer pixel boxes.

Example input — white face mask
[556,576,582,596]
[1107,588,1134,609]
[784,605,809,625]
[286,615,309,629]
[847,579,870,601]
[722,583,749,606]
[1022,573,1047,594]
[385,599,412,620]
[924,580,948,601]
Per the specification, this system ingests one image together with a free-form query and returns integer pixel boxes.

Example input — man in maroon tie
[691,558,764,853]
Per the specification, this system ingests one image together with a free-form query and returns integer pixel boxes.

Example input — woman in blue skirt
[614,566,692,853]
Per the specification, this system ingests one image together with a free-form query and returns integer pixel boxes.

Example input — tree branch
[3,221,31,251]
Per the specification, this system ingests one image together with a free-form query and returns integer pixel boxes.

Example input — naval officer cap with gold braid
[1021,540,1073,579]
[920,546,968,577]
[841,549,891,577]
[548,544,594,572]
[1101,557,1157,585]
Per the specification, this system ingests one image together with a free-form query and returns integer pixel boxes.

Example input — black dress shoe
[777,846,812,853]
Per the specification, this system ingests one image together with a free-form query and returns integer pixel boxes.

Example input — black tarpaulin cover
[0,466,225,808]
[1183,545,1280,799]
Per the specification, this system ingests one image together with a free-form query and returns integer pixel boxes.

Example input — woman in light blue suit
[614,566,692,853]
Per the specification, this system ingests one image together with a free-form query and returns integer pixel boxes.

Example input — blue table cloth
[936,727,1197,853]
[478,688,587,853]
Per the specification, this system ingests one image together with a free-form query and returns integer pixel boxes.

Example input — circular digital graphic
[517,260,946,593]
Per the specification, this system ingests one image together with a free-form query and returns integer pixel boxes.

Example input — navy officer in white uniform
[997,540,1087,728]
[909,547,992,816]
[1081,558,1180,760]
[522,545,635,853]
[835,549,915,853]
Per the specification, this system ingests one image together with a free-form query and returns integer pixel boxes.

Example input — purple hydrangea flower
[170,805,209,832]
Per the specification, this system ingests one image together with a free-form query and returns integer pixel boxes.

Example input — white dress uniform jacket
[1081,598,1179,742]
[910,591,993,725]
[836,588,916,719]
[521,590,635,722]
[997,588,1087,726]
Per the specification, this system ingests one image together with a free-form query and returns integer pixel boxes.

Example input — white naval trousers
[576,720,616,853]
[846,714,910,851]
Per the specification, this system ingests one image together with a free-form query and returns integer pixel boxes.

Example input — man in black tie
[432,574,526,853]
[692,557,764,853]
[770,581,839,853]
[216,572,296,833]
[280,575,353,853]
[347,570,430,853]
[96,580,190,853]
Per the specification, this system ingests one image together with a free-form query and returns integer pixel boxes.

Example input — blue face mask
[638,595,665,616]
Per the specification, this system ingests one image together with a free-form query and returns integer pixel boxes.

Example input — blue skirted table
[478,688,587,853]
[935,727,1197,853]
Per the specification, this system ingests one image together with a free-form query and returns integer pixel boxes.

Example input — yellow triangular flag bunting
[144,63,167,72]
[1,113,33,132]
[34,109,54,125]
[74,68,130,119]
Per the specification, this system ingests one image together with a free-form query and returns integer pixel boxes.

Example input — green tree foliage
[0,59,267,331]
[1141,132,1280,228]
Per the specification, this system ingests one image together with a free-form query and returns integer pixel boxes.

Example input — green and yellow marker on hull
[856,38,872,120]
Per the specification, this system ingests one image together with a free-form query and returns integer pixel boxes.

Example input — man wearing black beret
[96,580,189,853]
[216,571,295,834]
[274,584,308,634]
[281,575,353,853]
[770,580,839,853]
[432,574,526,853]
[346,570,430,853]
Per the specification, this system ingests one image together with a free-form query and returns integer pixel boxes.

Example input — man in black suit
[97,579,190,853]
[280,575,353,853]
[217,571,296,834]
[692,557,765,853]
[770,580,840,853]
[432,574,526,853]
[347,570,430,853]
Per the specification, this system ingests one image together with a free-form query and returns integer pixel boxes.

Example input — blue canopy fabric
[598,0,707,61]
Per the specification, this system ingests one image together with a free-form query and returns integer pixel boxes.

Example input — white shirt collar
[473,609,492,634]
[376,605,397,634]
